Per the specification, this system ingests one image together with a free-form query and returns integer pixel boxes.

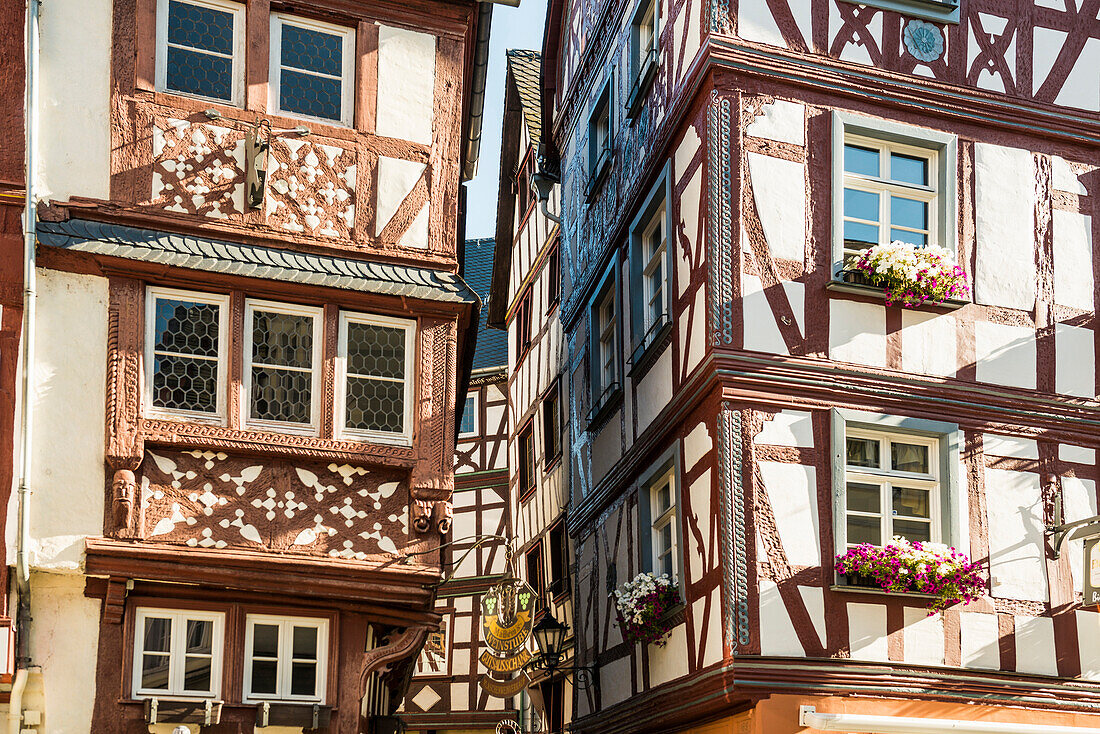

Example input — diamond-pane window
[147,290,226,417]
[341,315,413,440]
[247,303,320,427]
[158,0,243,104]
[272,15,353,124]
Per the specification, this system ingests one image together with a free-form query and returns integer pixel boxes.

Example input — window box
[825,278,967,310]
[143,697,223,726]
[587,382,622,431]
[255,701,333,729]
[830,577,938,599]
[613,572,681,647]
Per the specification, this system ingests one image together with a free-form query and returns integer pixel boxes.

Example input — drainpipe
[461,2,493,182]
[15,0,41,681]
[6,668,27,734]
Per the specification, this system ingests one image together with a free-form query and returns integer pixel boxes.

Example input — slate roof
[36,219,479,305]
[506,49,542,143]
[463,237,507,371]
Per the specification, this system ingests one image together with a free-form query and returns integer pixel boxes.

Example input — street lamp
[527,610,597,691]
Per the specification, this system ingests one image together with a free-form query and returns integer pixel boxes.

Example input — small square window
[270,14,355,125]
[338,312,416,444]
[518,422,536,499]
[244,300,323,432]
[156,0,244,105]
[244,615,328,702]
[133,608,224,699]
[145,287,229,420]
[459,393,478,437]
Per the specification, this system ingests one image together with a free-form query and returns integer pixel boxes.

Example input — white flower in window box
[612,572,681,647]
[845,241,969,308]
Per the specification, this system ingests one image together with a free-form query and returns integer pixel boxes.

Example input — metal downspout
[16,0,41,676]
[461,2,493,182]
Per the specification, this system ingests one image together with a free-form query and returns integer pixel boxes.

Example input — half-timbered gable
[542,0,1100,731]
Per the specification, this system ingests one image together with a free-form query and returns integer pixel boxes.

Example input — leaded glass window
[271,15,353,124]
[246,302,321,428]
[340,314,414,440]
[146,289,227,418]
[157,0,243,104]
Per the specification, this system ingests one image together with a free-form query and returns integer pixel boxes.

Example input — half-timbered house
[540,0,1100,732]
[403,236,516,733]
[7,0,491,730]
[488,49,573,734]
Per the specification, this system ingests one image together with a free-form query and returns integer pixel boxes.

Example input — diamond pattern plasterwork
[151,117,246,219]
[266,137,357,239]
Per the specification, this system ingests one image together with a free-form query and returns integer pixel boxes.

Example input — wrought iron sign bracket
[1046,512,1100,559]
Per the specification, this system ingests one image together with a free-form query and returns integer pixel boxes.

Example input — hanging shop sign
[478,576,536,697]
[1085,536,1100,606]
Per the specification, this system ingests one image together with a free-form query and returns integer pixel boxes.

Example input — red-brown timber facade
[5,0,491,730]
[540,0,1100,731]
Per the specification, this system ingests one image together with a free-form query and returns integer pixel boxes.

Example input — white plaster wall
[599,655,632,707]
[375,156,429,248]
[900,311,957,378]
[742,275,804,355]
[683,421,711,472]
[1055,323,1095,398]
[1063,475,1098,593]
[959,612,1000,669]
[754,410,814,448]
[982,433,1038,459]
[746,100,805,145]
[680,287,707,376]
[829,300,886,368]
[847,602,888,661]
[38,0,112,202]
[984,468,1047,601]
[691,588,724,668]
[737,0,787,47]
[1052,210,1094,311]
[1077,610,1100,681]
[1015,615,1058,676]
[758,462,819,566]
[747,153,806,262]
[1061,444,1096,464]
[1052,157,1087,195]
[376,26,436,145]
[687,469,712,583]
[903,607,944,666]
[13,270,108,570]
[30,571,100,734]
[974,322,1036,390]
[648,623,689,686]
[635,346,672,434]
[798,585,826,649]
[759,578,803,656]
[974,143,1036,311]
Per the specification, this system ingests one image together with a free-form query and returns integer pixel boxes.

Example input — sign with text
[478,577,536,697]
[1085,536,1100,606]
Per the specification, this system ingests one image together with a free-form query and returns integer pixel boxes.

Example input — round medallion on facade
[903,19,945,62]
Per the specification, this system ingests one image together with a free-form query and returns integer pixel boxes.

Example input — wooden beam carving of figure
[359,625,431,697]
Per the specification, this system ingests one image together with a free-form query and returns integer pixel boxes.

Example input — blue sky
[465,0,549,239]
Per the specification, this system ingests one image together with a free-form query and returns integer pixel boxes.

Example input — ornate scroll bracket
[358,626,430,697]
[411,499,453,535]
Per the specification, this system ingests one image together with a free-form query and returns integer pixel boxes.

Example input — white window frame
[336,311,416,445]
[843,427,942,547]
[648,466,678,581]
[243,615,329,703]
[155,0,246,107]
[459,392,479,439]
[243,299,324,435]
[269,13,356,127]
[132,608,225,699]
[144,287,230,423]
[628,0,660,107]
[640,205,668,336]
[597,288,618,396]
[831,111,957,279]
[831,409,963,553]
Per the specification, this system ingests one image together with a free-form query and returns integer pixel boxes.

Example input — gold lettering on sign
[479,671,531,698]
[478,577,538,697]
[479,648,531,674]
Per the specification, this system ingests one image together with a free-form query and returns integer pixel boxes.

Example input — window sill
[825,278,967,311]
[254,701,332,729]
[625,53,659,121]
[587,383,623,432]
[587,152,612,201]
[140,697,223,725]
[628,317,672,380]
[831,576,939,601]
[544,452,563,474]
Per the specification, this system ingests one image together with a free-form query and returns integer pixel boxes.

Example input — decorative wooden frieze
[106,277,146,539]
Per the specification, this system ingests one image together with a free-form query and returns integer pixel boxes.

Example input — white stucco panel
[759,577,804,657]
[830,3,882,66]
[747,153,806,262]
[974,321,1036,390]
[1078,610,1100,681]
[829,300,886,368]
[903,606,944,666]
[693,587,724,668]
[754,409,814,448]
[375,156,429,248]
[984,468,1048,602]
[900,310,957,378]
[635,345,673,434]
[742,274,804,356]
[1054,37,1100,112]
[982,433,1038,459]
[746,100,805,145]
[1052,210,1094,311]
[676,159,703,298]
[737,0,787,47]
[1015,615,1058,676]
[798,585,826,649]
[680,287,707,376]
[376,26,436,145]
[1056,323,1095,399]
[974,143,1036,310]
[758,462,819,566]
[1052,156,1088,195]
[1063,475,1098,593]
[38,0,112,202]
[683,421,712,473]
[648,623,689,686]
[959,612,1000,669]
[1060,444,1096,464]
[688,469,712,583]
[847,602,888,661]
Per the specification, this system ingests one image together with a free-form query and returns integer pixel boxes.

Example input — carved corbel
[358,626,430,698]
[411,499,434,534]
[104,577,129,625]
[105,278,146,538]
[433,501,452,535]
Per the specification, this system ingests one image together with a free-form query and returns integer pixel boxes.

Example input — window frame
[547,517,571,598]
[242,614,329,703]
[542,380,562,465]
[525,539,546,612]
[546,244,561,312]
[831,111,957,279]
[269,13,356,127]
[831,409,962,553]
[587,265,622,422]
[637,448,683,584]
[515,290,533,362]
[587,73,615,193]
[458,392,479,438]
[155,0,246,107]
[144,286,230,424]
[517,420,536,500]
[628,167,673,366]
[243,298,324,435]
[132,607,225,700]
[626,0,660,118]
[335,311,416,445]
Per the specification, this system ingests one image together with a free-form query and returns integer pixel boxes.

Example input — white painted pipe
[7,667,27,734]
[800,707,1100,734]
